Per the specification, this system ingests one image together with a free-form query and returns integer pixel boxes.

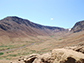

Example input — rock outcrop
[11,47,84,63]
[51,48,84,63]
[65,45,84,54]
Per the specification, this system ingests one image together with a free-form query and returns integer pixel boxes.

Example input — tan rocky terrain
[0,17,84,63]
[11,45,84,63]
[0,30,84,63]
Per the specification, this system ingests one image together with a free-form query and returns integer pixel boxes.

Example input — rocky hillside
[71,21,84,33]
[11,45,84,63]
[0,16,68,37]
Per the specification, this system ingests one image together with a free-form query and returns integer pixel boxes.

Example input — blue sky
[0,0,84,28]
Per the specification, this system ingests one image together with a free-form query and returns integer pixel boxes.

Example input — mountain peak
[71,20,84,33]
[6,16,20,18]
[3,16,23,20]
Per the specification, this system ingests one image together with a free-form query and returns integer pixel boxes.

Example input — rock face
[65,45,84,54]
[17,53,51,63]
[12,47,84,63]
[0,16,68,37]
[71,21,84,33]
[51,48,84,63]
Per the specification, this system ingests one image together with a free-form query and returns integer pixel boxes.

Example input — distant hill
[0,16,68,37]
[71,21,84,33]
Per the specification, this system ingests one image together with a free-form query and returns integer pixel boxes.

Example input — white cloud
[51,18,53,20]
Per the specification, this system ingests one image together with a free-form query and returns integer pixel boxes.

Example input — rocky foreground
[11,45,84,63]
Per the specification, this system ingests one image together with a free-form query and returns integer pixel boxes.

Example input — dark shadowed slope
[71,21,84,33]
[0,16,68,37]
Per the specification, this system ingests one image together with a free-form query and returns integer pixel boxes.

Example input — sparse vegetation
[0,31,84,62]
[55,38,57,40]
[8,54,17,57]
[41,48,47,51]
[30,50,37,53]
[50,35,54,37]
[0,52,4,55]
[59,39,62,40]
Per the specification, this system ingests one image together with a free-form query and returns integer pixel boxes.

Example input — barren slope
[71,21,84,33]
[0,16,68,37]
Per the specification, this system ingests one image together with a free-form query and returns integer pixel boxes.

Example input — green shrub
[50,35,54,37]
[8,54,17,57]
[7,48,10,49]
[0,52,4,55]
[59,39,62,40]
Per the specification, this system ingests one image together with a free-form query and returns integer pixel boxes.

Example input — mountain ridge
[71,20,84,33]
[0,16,68,37]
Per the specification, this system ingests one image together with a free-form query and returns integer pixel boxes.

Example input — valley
[0,16,84,63]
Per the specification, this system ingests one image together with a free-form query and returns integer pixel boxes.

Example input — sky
[0,0,84,29]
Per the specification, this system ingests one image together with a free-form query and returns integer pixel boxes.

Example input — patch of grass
[22,52,30,55]
[6,52,9,53]
[59,39,62,40]
[8,54,17,57]
[0,45,13,50]
[36,42,42,45]
[41,48,47,51]
[0,45,7,47]
[31,50,36,53]
[0,44,26,51]
[0,52,4,55]
[6,51,12,53]
[26,41,29,43]
[0,55,11,59]
[6,58,10,60]
[50,35,54,37]
[7,48,10,49]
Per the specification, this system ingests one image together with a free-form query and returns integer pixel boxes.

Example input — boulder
[65,46,84,54]
[33,53,51,63]
[51,48,84,63]
[12,47,84,63]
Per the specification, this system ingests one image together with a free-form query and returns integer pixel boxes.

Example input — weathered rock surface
[51,48,84,63]
[11,47,84,63]
[65,45,84,54]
